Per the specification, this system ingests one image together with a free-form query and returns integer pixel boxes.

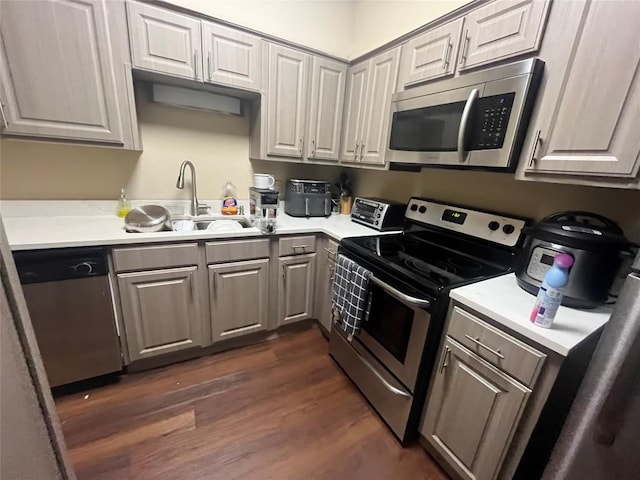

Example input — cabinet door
[421,337,530,480]
[202,22,262,91]
[278,253,316,326]
[118,267,205,361]
[314,239,338,333]
[209,259,269,342]
[266,44,310,158]
[523,1,640,178]
[459,0,550,71]
[127,1,202,81]
[0,0,123,143]
[306,57,347,162]
[398,18,464,89]
[360,47,401,165]
[339,60,370,162]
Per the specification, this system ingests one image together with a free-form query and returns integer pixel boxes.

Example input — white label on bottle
[533,285,565,328]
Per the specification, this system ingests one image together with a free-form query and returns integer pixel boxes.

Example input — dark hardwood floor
[55,326,449,480]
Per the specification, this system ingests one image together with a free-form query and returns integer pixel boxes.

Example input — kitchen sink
[193,218,253,230]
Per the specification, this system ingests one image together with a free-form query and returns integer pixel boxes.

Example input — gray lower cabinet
[0,0,125,144]
[209,258,270,342]
[421,336,531,480]
[278,253,317,326]
[117,266,206,361]
[314,238,338,333]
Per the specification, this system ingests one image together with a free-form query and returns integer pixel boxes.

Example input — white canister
[254,173,275,189]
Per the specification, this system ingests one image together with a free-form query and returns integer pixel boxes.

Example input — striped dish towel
[331,254,372,339]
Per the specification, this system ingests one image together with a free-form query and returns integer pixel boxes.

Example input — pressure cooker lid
[528,211,629,249]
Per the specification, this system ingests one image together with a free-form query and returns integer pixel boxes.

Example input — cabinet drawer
[205,239,270,264]
[112,243,198,272]
[278,235,316,256]
[448,306,546,387]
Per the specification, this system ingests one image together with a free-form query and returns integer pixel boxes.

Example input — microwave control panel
[469,92,515,150]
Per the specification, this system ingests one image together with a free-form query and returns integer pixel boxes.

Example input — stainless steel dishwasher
[13,247,122,387]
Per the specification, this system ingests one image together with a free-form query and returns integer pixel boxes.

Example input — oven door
[357,276,431,391]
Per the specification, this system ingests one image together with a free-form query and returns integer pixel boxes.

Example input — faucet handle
[197,203,211,215]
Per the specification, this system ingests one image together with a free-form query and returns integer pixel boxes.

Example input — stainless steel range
[330,198,528,444]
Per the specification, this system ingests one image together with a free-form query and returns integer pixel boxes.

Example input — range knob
[503,224,515,235]
[410,204,418,211]
[418,206,427,213]
[375,220,379,225]
[488,221,500,231]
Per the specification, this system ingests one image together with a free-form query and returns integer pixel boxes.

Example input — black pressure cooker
[515,212,635,309]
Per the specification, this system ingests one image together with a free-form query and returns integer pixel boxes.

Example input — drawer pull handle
[324,247,337,262]
[292,244,309,250]
[464,335,505,359]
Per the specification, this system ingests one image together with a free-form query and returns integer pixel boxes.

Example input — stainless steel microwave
[387,58,543,171]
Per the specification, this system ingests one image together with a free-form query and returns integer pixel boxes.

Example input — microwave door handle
[457,88,480,163]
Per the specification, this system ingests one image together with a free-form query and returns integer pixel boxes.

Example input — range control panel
[405,198,527,247]
[469,92,515,150]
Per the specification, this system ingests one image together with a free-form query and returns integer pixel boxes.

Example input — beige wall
[350,0,470,58]
[165,0,353,59]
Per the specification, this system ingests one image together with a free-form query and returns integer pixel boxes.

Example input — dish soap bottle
[116,188,132,218]
[530,253,574,328]
[221,180,238,215]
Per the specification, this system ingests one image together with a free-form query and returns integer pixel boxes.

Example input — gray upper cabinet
[127,1,203,81]
[209,258,269,342]
[359,47,401,165]
[340,47,400,165]
[421,337,530,480]
[278,253,316,326]
[459,0,551,71]
[0,0,124,143]
[117,266,206,362]
[306,57,347,162]
[202,22,262,91]
[340,60,370,162]
[398,18,464,89]
[266,43,310,158]
[521,0,640,180]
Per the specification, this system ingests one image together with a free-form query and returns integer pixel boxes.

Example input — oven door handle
[457,88,479,163]
[369,275,430,308]
[359,352,411,398]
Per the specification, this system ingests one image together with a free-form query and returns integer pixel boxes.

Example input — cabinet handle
[299,138,303,156]
[329,264,335,281]
[464,335,505,359]
[190,276,195,299]
[324,247,337,262]
[212,272,217,295]
[359,142,365,161]
[311,138,316,157]
[194,49,199,78]
[207,51,212,81]
[282,264,286,281]
[528,129,542,168]
[292,244,309,251]
[0,102,8,128]
[439,346,451,374]
[459,32,469,65]
[353,143,359,161]
[442,42,452,70]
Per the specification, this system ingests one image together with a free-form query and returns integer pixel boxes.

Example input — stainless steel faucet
[176,160,206,217]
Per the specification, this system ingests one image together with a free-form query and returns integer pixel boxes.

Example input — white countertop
[2,208,391,251]
[450,273,611,356]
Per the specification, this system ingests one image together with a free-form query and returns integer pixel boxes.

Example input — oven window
[362,285,414,363]
[389,100,466,152]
